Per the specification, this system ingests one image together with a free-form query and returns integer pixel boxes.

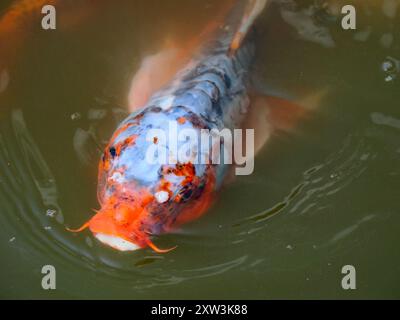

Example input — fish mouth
[94,233,141,251]
[67,207,148,252]
[67,205,177,253]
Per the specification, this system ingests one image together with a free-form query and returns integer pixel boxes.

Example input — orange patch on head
[87,185,156,247]
[163,162,195,178]
[114,203,139,225]
[102,158,111,171]
[88,209,119,236]
[112,135,138,156]
[109,123,134,145]
[124,135,138,146]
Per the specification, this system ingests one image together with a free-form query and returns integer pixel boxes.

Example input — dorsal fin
[229,0,268,55]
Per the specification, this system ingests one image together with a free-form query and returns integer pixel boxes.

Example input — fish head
[88,189,154,252]
[71,109,217,252]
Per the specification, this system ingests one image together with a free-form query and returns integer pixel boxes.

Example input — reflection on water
[0,0,400,298]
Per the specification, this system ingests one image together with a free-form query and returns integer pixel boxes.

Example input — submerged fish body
[70,0,269,252]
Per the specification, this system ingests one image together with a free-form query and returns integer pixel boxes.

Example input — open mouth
[94,233,141,251]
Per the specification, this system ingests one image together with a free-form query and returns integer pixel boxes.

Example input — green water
[0,0,399,299]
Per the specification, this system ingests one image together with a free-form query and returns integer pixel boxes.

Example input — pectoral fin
[128,47,186,112]
[245,88,328,155]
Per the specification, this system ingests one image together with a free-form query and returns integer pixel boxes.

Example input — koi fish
[68,0,317,253]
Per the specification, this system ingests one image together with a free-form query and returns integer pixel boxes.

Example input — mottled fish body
[71,0,268,252]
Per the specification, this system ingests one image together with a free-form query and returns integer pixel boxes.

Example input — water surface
[0,0,399,299]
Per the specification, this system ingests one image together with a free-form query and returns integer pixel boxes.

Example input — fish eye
[109,146,117,158]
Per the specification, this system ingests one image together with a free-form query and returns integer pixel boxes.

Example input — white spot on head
[95,233,140,251]
[155,190,169,203]
[109,171,124,183]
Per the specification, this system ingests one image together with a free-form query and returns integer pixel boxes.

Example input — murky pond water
[0,0,399,299]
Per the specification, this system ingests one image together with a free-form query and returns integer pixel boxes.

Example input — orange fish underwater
[0,0,322,253]
[69,0,275,253]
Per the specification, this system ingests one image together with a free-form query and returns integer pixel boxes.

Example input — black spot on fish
[109,146,116,158]
[212,100,223,117]
[186,112,209,130]
[178,182,195,202]
[181,188,192,201]
[204,80,220,102]
[134,111,146,121]
[149,106,162,113]
[223,74,231,88]
[192,182,205,200]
